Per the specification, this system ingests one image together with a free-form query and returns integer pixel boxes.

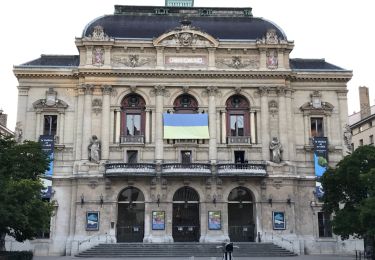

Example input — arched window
[121,94,146,143]
[226,95,250,138]
[173,94,198,114]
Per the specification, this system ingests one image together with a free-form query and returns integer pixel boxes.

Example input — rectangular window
[43,115,57,136]
[359,139,364,146]
[181,150,192,164]
[318,212,332,237]
[234,151,245,163]
[230,115,244,136]
[311,117,324,137]
[126,114,141,136]
[127,150,138,164]
[370,135,374,145]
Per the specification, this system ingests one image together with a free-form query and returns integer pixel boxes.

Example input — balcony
[217,161,266,176]
[105,163,156,176]
[120,135,144,144]
[162,163,211,176]
[227,136,251,144]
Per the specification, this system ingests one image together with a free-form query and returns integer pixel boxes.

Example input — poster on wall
[39,135,54,177]
[208,211,221,230]
[152,211,165,230]
[313,137,328,178]
[272,211,286,230]
[86,211,100,231]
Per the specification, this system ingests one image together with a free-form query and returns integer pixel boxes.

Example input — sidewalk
[34,255,355,260]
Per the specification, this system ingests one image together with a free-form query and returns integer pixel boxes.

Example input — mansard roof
[82,5,287,41]
[290,58,346,71]
[21,55,79,67]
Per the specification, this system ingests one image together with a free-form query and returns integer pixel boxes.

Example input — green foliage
[321,145,375,239]
[0,250,33,260]
[0,136,54,245]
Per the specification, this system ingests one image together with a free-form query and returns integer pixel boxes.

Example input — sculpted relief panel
[111,49,156,68]
[216,55,259,70]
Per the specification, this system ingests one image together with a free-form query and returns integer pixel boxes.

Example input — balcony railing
[227,136,251,144]
[105,163,156,176]
[120,135,144,144]
[162,163,211,176]
[217,161,266,176]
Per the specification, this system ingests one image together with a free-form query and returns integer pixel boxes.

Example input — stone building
[0,110,14,137]
[12,5,361,256]
[348,86,375,150]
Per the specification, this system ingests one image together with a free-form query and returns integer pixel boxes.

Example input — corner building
[13,5,359,256]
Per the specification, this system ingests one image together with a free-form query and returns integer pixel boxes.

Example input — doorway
[172,186,200,242]
[117,187,145,242]
[227,187,255,242]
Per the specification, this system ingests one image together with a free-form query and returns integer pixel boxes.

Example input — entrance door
[172,186,200,242]
[228,187,255,242]
[117,187,145,242]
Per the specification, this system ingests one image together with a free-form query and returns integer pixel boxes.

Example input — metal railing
[105,163,156,175]
[77,233,112,253]
[120,135,144,144]
[162,163,211,174]
[217,162,267,175]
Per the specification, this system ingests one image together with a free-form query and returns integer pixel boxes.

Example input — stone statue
[14,121,23,143]
[270,137,282,163]
[88,135,100,163]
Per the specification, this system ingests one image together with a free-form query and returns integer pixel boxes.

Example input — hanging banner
[313,137,328,177]
[163,113,209,139]
[39,135,54,177]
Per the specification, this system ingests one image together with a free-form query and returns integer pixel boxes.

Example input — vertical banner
[39,135,54,177]
[313,137,328,177]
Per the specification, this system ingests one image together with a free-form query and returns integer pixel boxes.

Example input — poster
[313,137,328,177]
[39,135,54,177]
[208,211,221,230]
[272,211,286,230]
[152,211,165,230]
[86,211,100,231]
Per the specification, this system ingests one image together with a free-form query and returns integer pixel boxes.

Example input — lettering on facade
[165,56,207,66]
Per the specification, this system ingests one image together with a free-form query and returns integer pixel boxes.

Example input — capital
[102,85,112,95]
[257,86,269,97]
[81,84,94,95]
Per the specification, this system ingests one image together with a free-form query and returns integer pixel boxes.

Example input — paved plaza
[34,255,356,260]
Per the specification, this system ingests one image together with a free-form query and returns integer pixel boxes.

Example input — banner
[163,113,209,139]
[39,135,54,177]
[313,137,328,177]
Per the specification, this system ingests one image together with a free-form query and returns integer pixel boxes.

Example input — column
[75,87,85,160]
[221,110,226,144]
[101,85,112,160]
[207,87,217,163]
[285,89,295,160]
[216,110,221,144]
[110,110,115,144]
[145,108,151,144]
[277,87,289,161]
[250,111,256,144]
[59,112,65,144]
[259,87,270,160]
[116,109,121,144]
[35,110,41,140]
[82,84,93,160]
[154,86,165,162]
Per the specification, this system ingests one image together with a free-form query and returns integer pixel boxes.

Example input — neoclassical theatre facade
[13,5,360,256]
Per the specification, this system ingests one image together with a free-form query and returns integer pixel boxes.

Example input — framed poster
[152,211,165,230]
[86,211,100,231]
[208,211,221,230]
[272,211,286,230]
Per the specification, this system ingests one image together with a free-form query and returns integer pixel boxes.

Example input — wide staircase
[76,242,297,257]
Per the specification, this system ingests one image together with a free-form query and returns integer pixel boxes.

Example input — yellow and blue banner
[163,113,209,139]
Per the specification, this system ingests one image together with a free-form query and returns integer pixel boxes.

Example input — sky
[1,0,374,130]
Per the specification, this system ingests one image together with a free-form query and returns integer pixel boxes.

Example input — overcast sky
[1,0,374,129]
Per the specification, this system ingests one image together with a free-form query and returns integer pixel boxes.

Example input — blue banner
[39,135,54,177]
[313,137,328,177]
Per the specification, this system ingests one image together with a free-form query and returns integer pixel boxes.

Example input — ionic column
[75,87,85,160]
[277,87,289,161]
[145,108,151,144]
[221,110,226,144]
[82,84,93,160]
[154,86,165,162]
[35,110,41,140]
[101,85,112,160]
[259,87,270,160]
[250,111,256,144]
[58,111,65,144]
[207,87,218,163]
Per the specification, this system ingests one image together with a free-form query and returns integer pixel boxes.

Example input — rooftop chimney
[0,109,7,127]
[359,86,370,119]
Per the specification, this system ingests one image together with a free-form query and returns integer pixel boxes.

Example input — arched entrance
[227,187,255,242]
[172,186,200,242]
[117,186,145,242]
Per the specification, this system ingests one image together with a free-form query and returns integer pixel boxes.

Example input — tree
[0,136,54,251]
[321,145,375,259]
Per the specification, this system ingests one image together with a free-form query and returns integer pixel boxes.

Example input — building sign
[39,135,54,177]
[272,211,286,230]
[313,137,328,177]
[165,56,207,66]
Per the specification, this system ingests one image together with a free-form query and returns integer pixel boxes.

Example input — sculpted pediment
[153,20,219,48]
